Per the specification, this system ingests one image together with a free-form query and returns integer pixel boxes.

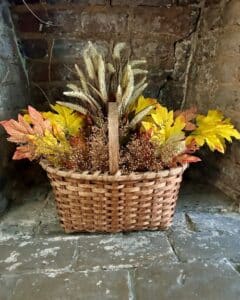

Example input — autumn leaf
[0,110,47,144]
[174,154,201,165]
[187,110,240,153]
[28,106,52,135]
[166,115,186,140]
[174,107,197,131]
[141,105,186,146]
[12,144,35,160]
[0,105,72,162]
[129,104,155,129]
[42,104,84,136]
[151,105,174,130]
[32,130,70,158]
[133,95,157,114]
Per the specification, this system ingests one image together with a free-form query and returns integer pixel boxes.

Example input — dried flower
[88,120,109,172]
[120,134,163,173]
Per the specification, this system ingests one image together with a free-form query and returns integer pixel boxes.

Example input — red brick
[52,39,109,59]
[22,39,48,59]
[27,61,77,82]
[14,8,128,35]
[81,10,128,34]
[178,0,201,4]
[111,0,174,6]
[132,36,176,70]
[131,6,199,38]
[12,11,48,33]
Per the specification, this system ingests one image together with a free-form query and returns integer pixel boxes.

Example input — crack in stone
[225,258,240,277]
[166,232,183,263]
[32,191,52,236]
[185,213,199,232]
[127,270,136,300]
[176,269,187,286]
[234,265,240,274]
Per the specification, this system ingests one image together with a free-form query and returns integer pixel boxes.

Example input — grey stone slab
[36,193,64,235]
[0,237,77,273]
[0,274,16,300]
[0,185,49,236]
[188,212,240,233]
[177,182,234,213]
[133,260,240,300]
[0,270,129,300]
[168,212,240,262]
[74,231,177,271]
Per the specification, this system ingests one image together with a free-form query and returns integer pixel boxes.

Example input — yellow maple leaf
[43,104,84,136]
[165,115,186,140]
[151,105,174,129]
[187,110,240,153]
[31,129,70,163]
[141,104,186,146]
[131,95,157,114]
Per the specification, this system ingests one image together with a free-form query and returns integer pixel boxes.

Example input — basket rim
[40,160,188,182]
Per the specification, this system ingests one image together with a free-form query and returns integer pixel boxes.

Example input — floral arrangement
[1,42,240,173]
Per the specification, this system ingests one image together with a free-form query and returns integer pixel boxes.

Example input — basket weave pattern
[41,162,187,233]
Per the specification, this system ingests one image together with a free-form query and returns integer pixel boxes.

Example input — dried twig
[22,0,54,27]
[48,39,54,83]
[32,82,51,105]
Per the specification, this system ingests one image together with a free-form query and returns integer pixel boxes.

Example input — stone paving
[0,181,240,300]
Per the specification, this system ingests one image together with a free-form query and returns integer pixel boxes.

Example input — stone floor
[0,180,240,300]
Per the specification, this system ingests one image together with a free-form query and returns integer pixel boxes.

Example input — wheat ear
[130,59,147,67]
[133,69,148,76]
[125,83,148,111]
[63,90,101,113]
[113,42,126,59]
[120,65,134,114]
[107,63,116,74]
[74,64,89,94]
[98,55,108,102]
[83,48,95,80]
[116,84,122,105]
[88,41,100,70]
[56,101,89,115]
[134,76,147,91]
[66,83,79,92]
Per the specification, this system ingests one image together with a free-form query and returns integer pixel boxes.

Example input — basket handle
[108,102,119,175]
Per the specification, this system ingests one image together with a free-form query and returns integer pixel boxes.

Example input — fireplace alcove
[0,0,240,214]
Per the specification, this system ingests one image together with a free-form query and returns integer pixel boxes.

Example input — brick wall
[0,0,30,211]
[4,0,240,202]
[10,0,200,110]
[186,0,240,201]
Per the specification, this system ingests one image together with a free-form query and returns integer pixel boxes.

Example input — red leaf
[28,106,51,135]
[176,154,201,164]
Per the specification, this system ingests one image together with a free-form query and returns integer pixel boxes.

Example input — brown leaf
[174,107,197,131]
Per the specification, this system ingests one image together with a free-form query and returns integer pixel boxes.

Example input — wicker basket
[40,103,187,233]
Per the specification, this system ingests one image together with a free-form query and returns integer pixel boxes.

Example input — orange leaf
[12,145,35,160]
[175,107,197,131]
[175,154,201,164]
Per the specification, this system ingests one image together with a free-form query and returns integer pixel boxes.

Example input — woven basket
[40,103,187,233]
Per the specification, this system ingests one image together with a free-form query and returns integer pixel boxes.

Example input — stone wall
[3,0,240,202]
[0,0,30,212]
[0,0,48,212]
[185,0,240,201]
[9,0,200,109]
